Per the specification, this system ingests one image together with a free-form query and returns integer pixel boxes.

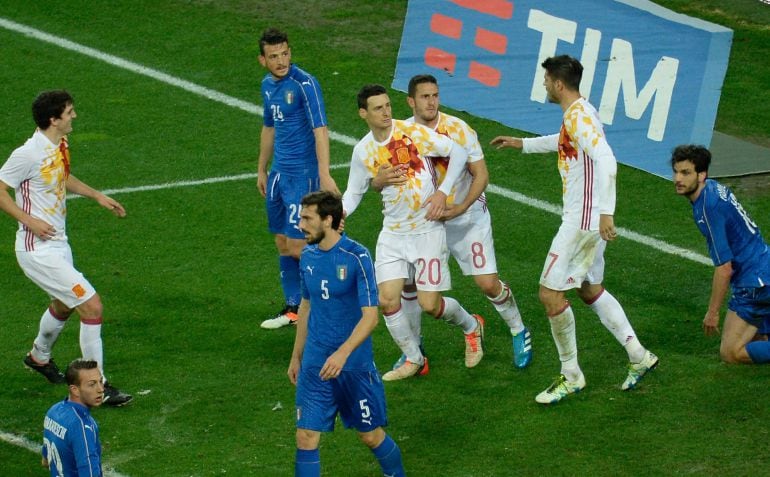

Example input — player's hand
[319,350,348,381]
[26,216,56,240]
[423,191,448,221]
[320,174,340,195]
[372,163,408,191]
[702,310,720,336]
[440,203,464,221]
[599,214,617,241]
[490,136,523,150]
[257,171,268,198]
[287,356,301,385]
[97,194,126,218]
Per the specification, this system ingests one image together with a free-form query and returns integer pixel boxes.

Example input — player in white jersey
[342,84,484,381]
[0,90,132,406]
[372,74,532,370]
[491,56,658,404]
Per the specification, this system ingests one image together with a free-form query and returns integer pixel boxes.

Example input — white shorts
[16,242,96,309]
[539,224,605,291]
[445,203,498,276]
[375,228,451,291]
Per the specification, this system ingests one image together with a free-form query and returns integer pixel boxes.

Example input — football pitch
[1,1,769,476]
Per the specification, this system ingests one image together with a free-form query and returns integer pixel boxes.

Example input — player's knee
[718,340,746,364]
[77,294,103,320]
[418,295,441,317]
[474,276,500,297]
[296,429,320,449]
[358,428,385,449]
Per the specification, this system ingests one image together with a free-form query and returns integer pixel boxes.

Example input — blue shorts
[295,366,388,433]
[266,171,319,239]
[729,285,770,328]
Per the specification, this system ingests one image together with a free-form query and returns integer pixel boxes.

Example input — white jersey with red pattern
[343,119,458,234]
[522,97,617,231]
[407,112,484,210]
[0,130,70,251]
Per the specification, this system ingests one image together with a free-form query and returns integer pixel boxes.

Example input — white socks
[400,290,422,338]
[588,290,646,363]
[80,322,104,374]
[549,306,582,382]
[488,281,524,333]
[30,308,67,363]
[439,297,477,334]
[384,307,424,364]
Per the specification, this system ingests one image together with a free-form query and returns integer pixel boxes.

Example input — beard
[305,230,325,245]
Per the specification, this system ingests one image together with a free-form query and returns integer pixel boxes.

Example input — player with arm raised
[373,74,533,370]
[342,84,484,381]
[257,27,340,330]
[491,55,658,403]
[287,191,405,477]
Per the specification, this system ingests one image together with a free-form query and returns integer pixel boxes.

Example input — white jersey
[343,119,464,234]
[522,97,617,230]
[0,130,69,251]
[406,112,485,211]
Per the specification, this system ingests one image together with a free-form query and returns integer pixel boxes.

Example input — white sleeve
[438,141,469,196]
[521,134,559,153]
[0,150,33,189]
[341,149,370,217]
[579,133,617,215]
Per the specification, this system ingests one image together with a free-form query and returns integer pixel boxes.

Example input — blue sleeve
[355,247,378,308]
[261,82,274,128]
[299,77,327,130]
[69,421,101,476]
[299,255,310,300]
[702,198,734,266]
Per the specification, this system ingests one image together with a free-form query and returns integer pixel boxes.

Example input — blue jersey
[42,399,102,477]
[299,235,379,371]
[261,64,327,177]
[693,179,770,288]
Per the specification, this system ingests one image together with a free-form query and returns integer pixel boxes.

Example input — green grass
[1,1,769,476]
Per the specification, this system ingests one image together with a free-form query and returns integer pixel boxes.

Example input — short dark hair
[259,27,289,55]
[408,74,438,98]
[301,190,343,230]
[32,90,73,130]
[65,359,99,386]
[357,84,387,110]
[542,55,583,91]
[671,144,711,173]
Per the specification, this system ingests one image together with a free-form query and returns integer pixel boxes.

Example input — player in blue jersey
[672,145,770,364]
[257,28,339,330]
[42,359,104,477]
[287,191,405,477]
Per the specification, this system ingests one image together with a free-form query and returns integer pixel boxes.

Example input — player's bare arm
[370,163,408,191]
[704,261,732,336]
[0,181,56,239]
[313,126,340,195]
[66,175,126,217]
[319,306,378,381]
[288,299,311,385]
[490,136,523,149]
[257,125,275,198]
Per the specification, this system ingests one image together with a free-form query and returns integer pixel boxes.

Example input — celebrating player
[287,191,405,477]
[0,90,131,406]
[342,84,484,381]
[491,55,658,403]
[257,27,339,330]
[42,359,104,476]
[671,144,770,364]
[372,74,533,370]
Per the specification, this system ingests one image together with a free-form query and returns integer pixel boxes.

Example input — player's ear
[358,107,367,120]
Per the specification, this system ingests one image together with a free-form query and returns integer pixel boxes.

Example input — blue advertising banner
[393,0,733,178]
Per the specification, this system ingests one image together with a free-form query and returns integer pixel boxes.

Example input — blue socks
[371,435,406,477]
[279,255,301,306]
[295,448,320,477]
[745,340,770,363]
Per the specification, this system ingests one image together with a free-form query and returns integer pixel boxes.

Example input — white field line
[0,431,128,477]
[0,12,713,470]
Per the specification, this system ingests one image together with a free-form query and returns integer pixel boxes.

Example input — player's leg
[476,273,532,368]
[358,428,406,477]
[24,300,71,384]
[295,429,322,477]
[295,366,336,477]
[391,272,424,371]
[723,287,770,364]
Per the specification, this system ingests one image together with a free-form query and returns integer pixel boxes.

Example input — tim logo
[425,0,513,87]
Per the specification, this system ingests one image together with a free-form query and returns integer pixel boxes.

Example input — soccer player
[42,359,104,476]
[257,27,339,330]
[671,144,770,364]
[0,90,132,406]
[372,74,533,370]
[342,84,484,381]
[491,55,658,403]
[287,191,406,477]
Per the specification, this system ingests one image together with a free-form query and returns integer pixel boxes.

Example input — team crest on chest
[336,265,347,281]
[285,91,294,104]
